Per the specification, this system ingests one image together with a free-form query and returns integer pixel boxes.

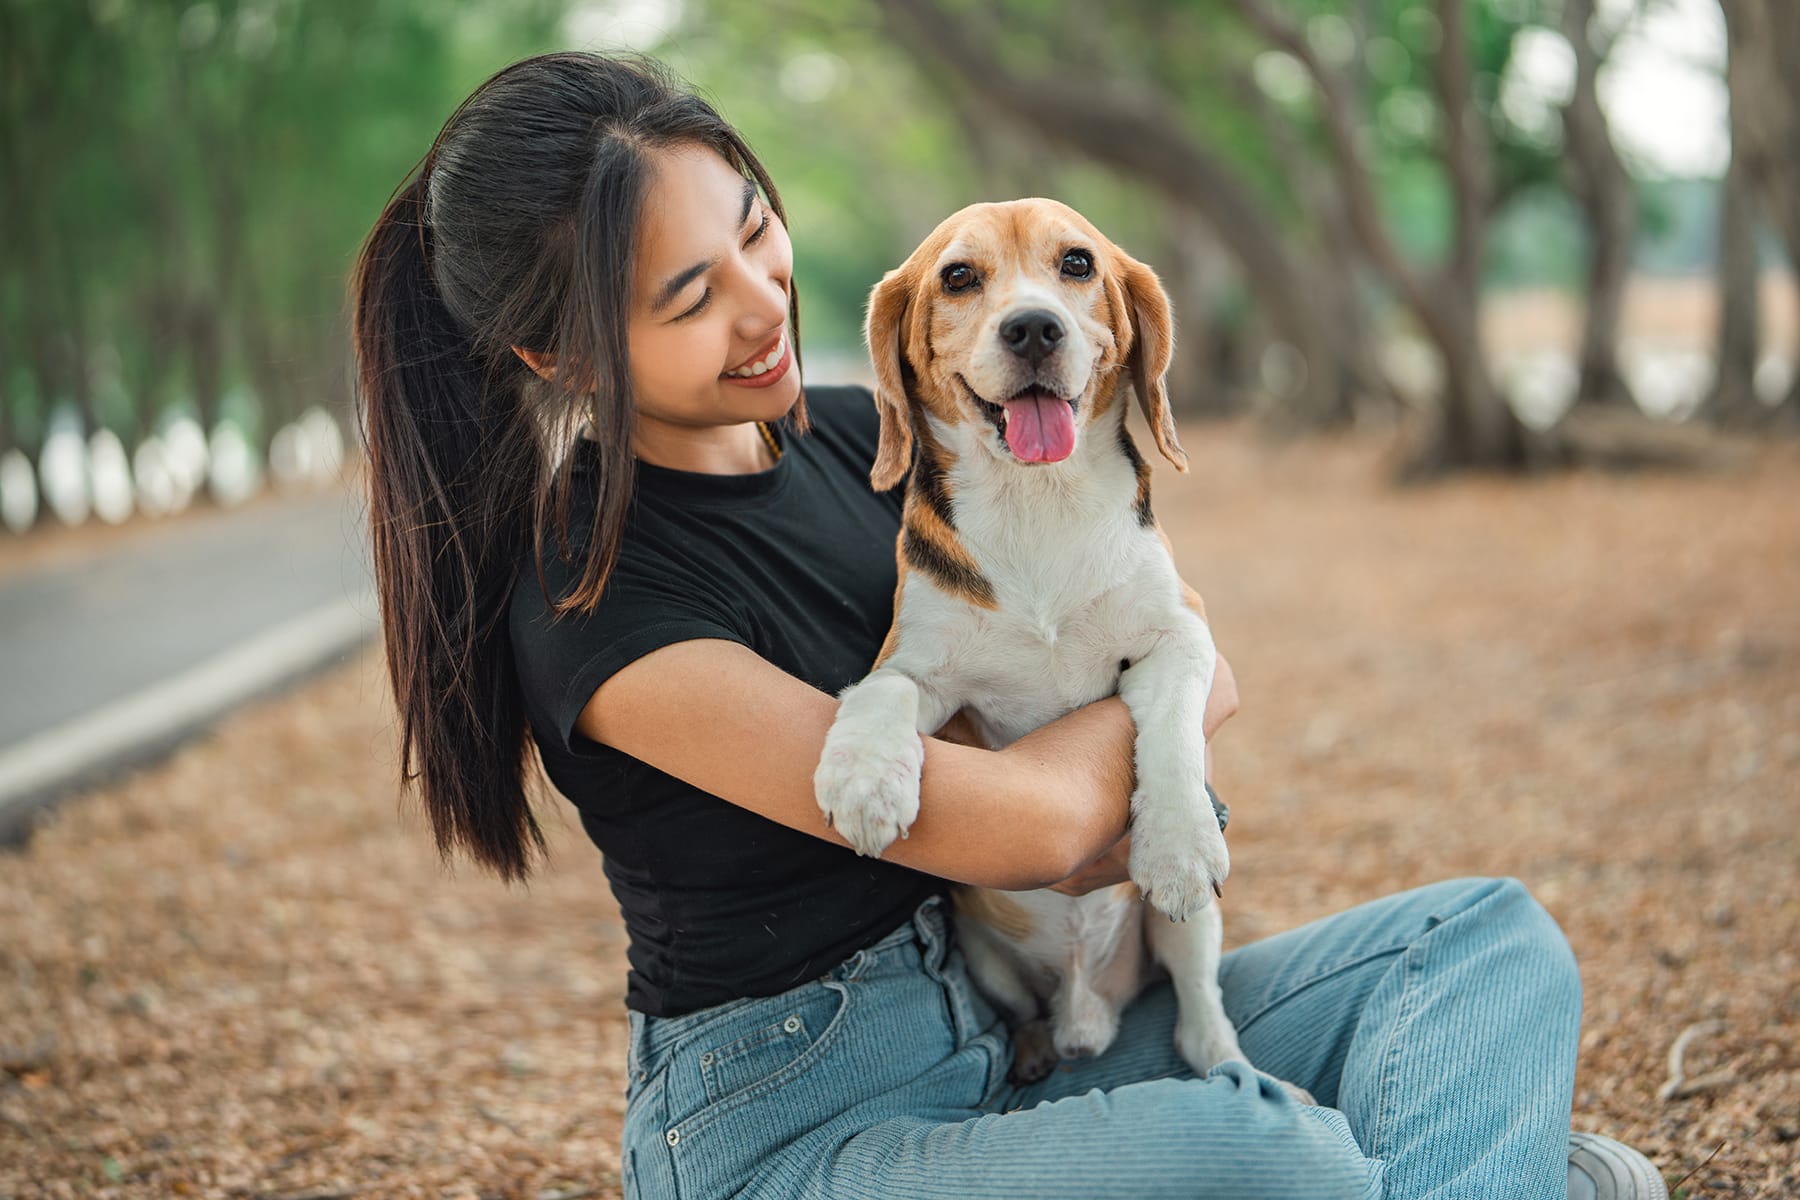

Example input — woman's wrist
[999,696,1137,875]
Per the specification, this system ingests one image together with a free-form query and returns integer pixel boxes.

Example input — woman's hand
[1047,653,1240,898]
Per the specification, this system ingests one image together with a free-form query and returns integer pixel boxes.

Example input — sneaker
[1568,1131,1669,1200]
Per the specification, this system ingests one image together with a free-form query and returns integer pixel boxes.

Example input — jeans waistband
[628,891,951,1075]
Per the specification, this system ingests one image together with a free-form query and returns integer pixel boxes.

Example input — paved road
[0,485,376,837]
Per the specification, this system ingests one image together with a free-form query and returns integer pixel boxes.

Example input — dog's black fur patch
[1118,424,1154,527]
[902,523,997,609]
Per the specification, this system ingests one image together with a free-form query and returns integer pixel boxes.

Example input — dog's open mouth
[968,382,1078,463]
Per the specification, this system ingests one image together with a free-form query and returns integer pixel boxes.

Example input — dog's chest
[910,430,1178,744]
[945,579,1154,746]
[1007,886,1143,986]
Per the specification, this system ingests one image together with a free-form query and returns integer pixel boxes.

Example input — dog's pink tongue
[1003,394,1076,462]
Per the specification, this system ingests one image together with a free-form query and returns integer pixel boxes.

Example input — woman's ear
[864,265,919,491]
[1116,253,1187,472]
[513,345,556,383]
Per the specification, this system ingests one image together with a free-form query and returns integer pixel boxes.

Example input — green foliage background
[0,0,1722,454]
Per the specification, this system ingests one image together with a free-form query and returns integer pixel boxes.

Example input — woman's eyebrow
[650,179,758,315]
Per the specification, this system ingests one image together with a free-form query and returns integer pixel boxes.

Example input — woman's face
[627,142,799,431]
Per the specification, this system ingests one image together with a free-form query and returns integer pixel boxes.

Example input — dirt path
[3,422,1795,1199]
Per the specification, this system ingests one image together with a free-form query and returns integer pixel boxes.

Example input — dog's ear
[864,263,918,491]
[1115,250,1187,472]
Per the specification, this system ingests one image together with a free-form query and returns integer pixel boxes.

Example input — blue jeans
[621,877,1581,1199]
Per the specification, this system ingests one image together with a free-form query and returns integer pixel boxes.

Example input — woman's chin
[721,371,802,421]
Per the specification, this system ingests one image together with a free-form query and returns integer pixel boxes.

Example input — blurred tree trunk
[0,331,12,455]
[1235,0,1529,473]
[49,224,97,435]
[1717,0,1800,420]
[1560,0,1638,410]
[1235,72,1389,428]
[1718,1,1800,257]
[187,300,223,432]
[1700,103,1765,424]
[875,0,1354,428]
[243,302,306,453]
[134,285,183,443]
[1154,203,1238,418]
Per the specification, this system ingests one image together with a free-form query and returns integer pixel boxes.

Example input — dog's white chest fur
[902,420,1173,745]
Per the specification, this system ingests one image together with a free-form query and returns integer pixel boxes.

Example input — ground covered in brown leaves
[3,422,1796,1199]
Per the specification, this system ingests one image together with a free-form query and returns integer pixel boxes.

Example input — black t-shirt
[508,384,946,1017]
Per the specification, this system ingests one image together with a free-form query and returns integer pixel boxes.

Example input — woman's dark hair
[350,52,803,884]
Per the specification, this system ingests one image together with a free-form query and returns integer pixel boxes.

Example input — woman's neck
[628,415,775,474]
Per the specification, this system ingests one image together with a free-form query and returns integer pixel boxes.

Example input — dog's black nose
[999,309,1065,364]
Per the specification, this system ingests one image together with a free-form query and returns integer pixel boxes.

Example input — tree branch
[1433,0,1490,299]
[1229,0,1438,320]
[874,0,1343,415]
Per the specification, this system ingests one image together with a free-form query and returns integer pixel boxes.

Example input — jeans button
[666,1128,680,1147]
[783,1015,802,1034]
[699,1051,714,1067]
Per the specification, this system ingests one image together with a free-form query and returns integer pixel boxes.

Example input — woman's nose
[744,263,789,329]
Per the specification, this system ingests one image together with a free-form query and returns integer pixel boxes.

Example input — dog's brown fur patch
[951,885,1037,942]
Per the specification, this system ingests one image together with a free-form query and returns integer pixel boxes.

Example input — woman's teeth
[724,332,786,378]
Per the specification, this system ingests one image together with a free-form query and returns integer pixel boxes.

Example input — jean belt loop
[626,1009,647,1081]
[914,892,950,971]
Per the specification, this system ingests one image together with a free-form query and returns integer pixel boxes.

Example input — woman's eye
[1061,250,1094,279]
[677,289,712,321]
[941,263,978,293]
[673,212,768,322]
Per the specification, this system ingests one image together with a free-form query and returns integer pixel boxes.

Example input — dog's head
[864,197,1185,490]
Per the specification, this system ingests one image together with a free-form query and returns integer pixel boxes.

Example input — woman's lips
[722,329,785,376]
[720,330,793,388]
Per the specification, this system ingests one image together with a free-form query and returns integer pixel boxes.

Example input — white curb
[0,590,380,843]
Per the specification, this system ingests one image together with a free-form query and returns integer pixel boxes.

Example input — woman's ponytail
[352,164,547,884]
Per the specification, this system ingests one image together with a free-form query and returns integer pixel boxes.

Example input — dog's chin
[959,375,1091,466]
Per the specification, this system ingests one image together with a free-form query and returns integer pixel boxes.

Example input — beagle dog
[813,198,1247,1081]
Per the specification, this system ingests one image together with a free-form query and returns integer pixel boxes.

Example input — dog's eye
[1060,250,1094,279]
[941,263,979,293]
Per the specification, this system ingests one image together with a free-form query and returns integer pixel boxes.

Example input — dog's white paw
[813,718,924,857]
[1174,1012,1246,1077]
[1276,1079,1319,1105]
[1053,1004,1121,1062]
[1129,795,1230,922]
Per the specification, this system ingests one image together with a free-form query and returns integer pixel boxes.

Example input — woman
[351,51,1665,1200]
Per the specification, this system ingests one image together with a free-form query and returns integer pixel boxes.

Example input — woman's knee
[1439,876,1582,1013]
[1189,1063,1384,1199]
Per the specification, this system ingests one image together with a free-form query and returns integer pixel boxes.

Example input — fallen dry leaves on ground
[2,421,1796,1198]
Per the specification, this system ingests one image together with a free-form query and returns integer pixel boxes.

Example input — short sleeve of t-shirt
[509,519,752,760]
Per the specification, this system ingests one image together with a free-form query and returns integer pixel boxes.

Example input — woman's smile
[721,327,792,386]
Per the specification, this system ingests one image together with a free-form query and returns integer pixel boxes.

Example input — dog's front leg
[1117,620,1228,921]
[815,669,958,857]
[1145,903,1245,1073]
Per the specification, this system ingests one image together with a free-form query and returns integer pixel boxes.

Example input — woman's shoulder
[795,381,879,454]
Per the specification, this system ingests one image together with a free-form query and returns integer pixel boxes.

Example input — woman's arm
[575,640,1237,892]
